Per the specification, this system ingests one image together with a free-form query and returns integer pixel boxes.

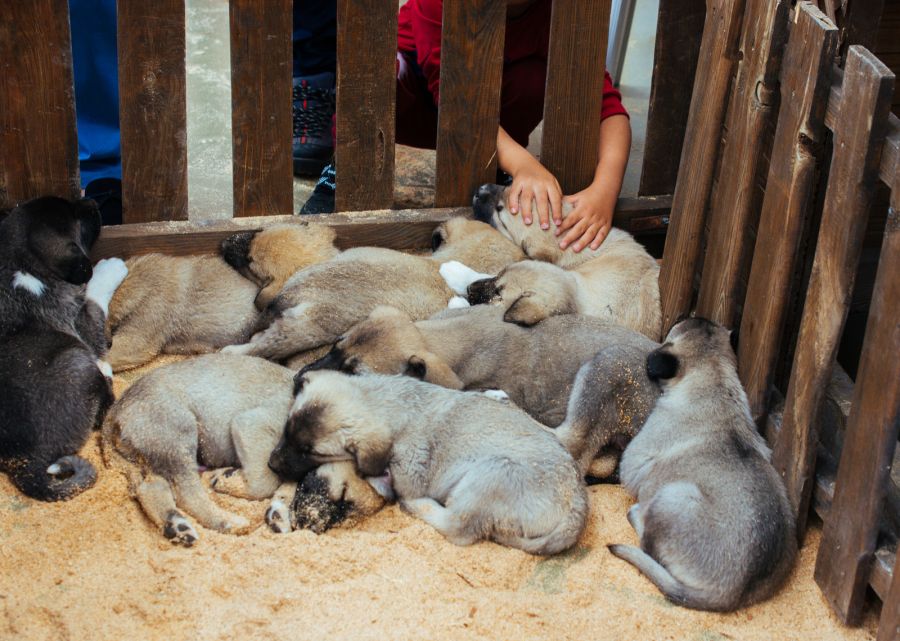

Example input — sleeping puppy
[101,353,299,545]
[292,305,659,530]
[106,224,338,371]
[609,318,796,611]
[469,183,661,339]
[221,218,524,363]
[0,196,127,501]
[270,371,588,555]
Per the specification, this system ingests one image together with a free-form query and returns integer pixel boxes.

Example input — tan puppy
[470,184,661,339]
[106,224,338,371]
[222,218,524,362]
[102,353,298,546]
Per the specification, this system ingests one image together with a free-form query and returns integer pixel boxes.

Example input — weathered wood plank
[877,555,900,641]
[0,0,79,206]
[814,193,900,624]
[540,0,612,194]
[657,0,746,334]
[91,195,672,260]
[230,0,292,217]
[434,0,505,207]
[117,0,188,223]
[695,0,790,325]
[638,0,706,197]
[334,0,396,212]
[772,46,894,540]
[738,4,839,421]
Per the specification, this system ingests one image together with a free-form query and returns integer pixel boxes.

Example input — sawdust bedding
[0,358,881,640]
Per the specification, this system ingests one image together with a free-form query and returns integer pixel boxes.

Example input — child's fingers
[536,189,551,230]
[508,185,522,216]
[589,224,612,250]
[572,224,603,253]
[550,189,563,227]
[555,207,581,236]
[520,190,535,225]
[559,217,589,249]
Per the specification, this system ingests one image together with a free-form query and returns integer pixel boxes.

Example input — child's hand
[508,159,563,231]
[556,186,615,252]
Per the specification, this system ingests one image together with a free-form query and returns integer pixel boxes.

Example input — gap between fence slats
[695,0,790,326]
[334,0,397,212]
[434,0,505,207]
[118,0,188,223]
[657,0,747,335]
[814,199,900,624]
[230,0,292,218]
[772,46,894,541]
[0,0,79,207]
[638,0,706,197]
[738,3,838,422]
[540,0,612,195]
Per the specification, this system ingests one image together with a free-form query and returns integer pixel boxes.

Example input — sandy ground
[0,362,882,641]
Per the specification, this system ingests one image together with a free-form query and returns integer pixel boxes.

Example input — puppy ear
[419,352,464,390]
[431,227,445,252]
[729,327,739,354]
[355,445,391,478]
[404,355,427,380]
[76,198,102,248]
[254,281,279,311]
[503,292,548,326]
[646,351,679,382]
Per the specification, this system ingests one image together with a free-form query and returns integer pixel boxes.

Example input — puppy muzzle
[467,277,499,305]
[472,183,506,226]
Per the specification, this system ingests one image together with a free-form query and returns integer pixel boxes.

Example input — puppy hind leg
[221,308,333,360]
[210,410,281,500]
[134,474,199,546]
[106,330,165,371]
[627,503,645,539]
[170,471,250,534]
[400,497,477,546]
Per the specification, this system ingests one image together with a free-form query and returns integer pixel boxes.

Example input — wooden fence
[0,0,898,637]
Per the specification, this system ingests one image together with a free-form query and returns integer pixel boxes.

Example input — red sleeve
[407,0,444,107]
[601,71,629,120]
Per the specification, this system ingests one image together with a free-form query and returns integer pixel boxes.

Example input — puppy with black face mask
[0,196,127,501]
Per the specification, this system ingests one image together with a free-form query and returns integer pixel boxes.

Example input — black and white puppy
[0,196,127,501]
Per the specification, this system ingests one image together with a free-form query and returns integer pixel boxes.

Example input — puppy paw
[482,389,510,403]
[96,359,113,379]
[447,296,470,309]
[86,258,128,315]
[209,467,251,498]
[266,499,292,534]
[163,510,199,547]
[439,261,493,296]
[215,514,250,534]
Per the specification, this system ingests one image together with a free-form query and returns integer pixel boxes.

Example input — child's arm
[497,126,562,230]
[556,113,631,252]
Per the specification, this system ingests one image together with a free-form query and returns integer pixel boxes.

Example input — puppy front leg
[75,300,110,356]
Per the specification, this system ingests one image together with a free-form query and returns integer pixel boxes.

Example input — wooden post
[656,0,747,335]
[814,195,900,624]
[738,3,839,421]
[772,46,894,540]
[334,0,397,212]
[638,0,705,197]
[118,0,188,223]
[540,0,612,194]
[0,0,80,206]
[230,0,292,217]
[434,0,505,207]
[694,0,790,326]
[877,555,900,641]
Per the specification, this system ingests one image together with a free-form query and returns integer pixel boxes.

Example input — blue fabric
[293,1,337,77]
[70,0,121,187]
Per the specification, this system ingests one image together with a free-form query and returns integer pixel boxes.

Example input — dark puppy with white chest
[0,196,127,501]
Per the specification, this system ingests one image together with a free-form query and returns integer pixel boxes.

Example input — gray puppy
[270,371,588,555]
[102,353,297,545]
[609,318,797,611]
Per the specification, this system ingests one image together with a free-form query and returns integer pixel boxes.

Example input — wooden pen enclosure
[0,1,898,637]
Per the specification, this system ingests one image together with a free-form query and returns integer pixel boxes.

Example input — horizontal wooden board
[92,196,673,259]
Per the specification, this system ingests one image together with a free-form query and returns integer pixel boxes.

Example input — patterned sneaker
[299,162,336,215]
[292,72,335,176]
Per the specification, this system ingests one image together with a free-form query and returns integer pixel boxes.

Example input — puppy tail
[607,544,733,612]
[10,455,97,502]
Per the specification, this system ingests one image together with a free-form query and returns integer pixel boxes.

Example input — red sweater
[397,0,628,120]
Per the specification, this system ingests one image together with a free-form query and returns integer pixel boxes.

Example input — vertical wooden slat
[540,0,612,194]
[638,0,705,197]
[656,0,747,334]
[230,0,292,218]
[814,198,900,624]
[694,0,790,325]
[772,46,894,540]
[877,556,900,641]
[0,0,79,206]
[118,0,188,222]
[334,0,396,212]
[738,3,839,421]
[434,0,505,207]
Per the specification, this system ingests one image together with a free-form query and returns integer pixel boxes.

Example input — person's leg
[292,1,337,176]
